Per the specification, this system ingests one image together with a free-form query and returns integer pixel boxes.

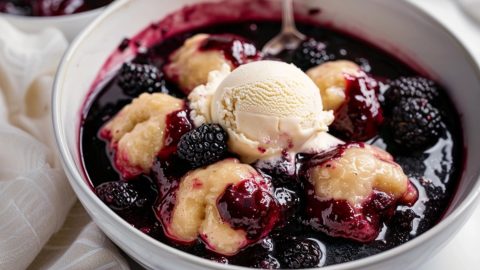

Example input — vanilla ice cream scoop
[211,60,334,162]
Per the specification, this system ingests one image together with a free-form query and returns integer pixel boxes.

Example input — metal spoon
[262,0,306,57]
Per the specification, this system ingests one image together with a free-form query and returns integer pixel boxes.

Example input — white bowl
[53,0,480,269]
[0,6,108,41]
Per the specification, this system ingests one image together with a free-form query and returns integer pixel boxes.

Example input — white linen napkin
[0,19,129,270]
[458,0,480,23]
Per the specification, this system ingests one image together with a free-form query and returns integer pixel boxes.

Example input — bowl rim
[0,3,108,22]
[52,0,480,269]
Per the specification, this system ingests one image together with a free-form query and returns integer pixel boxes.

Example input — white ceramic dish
[52,0,480,269]
[0,5,108,41]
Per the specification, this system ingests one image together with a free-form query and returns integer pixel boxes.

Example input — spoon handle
[282,0,296,32]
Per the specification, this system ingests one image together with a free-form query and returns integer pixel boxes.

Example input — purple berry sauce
[331,72,384,141]
[199,34,262,67]
[158,108,193,160]
[80,18,464,268]
[217,180,281,240]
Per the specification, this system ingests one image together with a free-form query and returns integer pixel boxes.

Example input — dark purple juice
[0,0,113,16]
[80,20,464,268]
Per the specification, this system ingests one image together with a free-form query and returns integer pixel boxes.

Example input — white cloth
[458,0,480,23]
[0,19,129,270]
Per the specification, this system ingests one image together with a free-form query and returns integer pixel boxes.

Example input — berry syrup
[200,34,262,67]
[331,72,384,141]
[217,180,281,240]
[158,109,193,160]
[80,21,464,268]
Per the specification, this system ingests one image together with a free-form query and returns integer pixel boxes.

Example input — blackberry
[177,124,228,168]
[292,38,335,70]
[417,178,448,234]
[255,256,281,269]
[118,62,164,96]
[385,209,418,246]
[96,181,143,212]
[278,238,322,269]
[389,98,442,150]
[391,209,418,231]
[383,77,439,108]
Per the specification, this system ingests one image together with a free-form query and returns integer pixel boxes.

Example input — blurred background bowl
[0,6,108,40]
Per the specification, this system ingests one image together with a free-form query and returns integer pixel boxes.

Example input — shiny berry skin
[383,76,439,108]
[199,34,262,67]
[255,256,281,269]
[177,124,228,168]
[389,98,442,150]
[385,209,418,246]
[96,181,144,212]
[292,38,335,70]
[118,62,164,97]
[217,180,280,240]
[331,72,384,141]
[278,238,322,269]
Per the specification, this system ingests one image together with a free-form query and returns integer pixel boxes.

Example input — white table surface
[126,1,480,269]
[410,1,480,269]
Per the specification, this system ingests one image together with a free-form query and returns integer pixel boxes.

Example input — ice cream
[210,60,334,162]
[188,64,231,127]
[301,132,344,154]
